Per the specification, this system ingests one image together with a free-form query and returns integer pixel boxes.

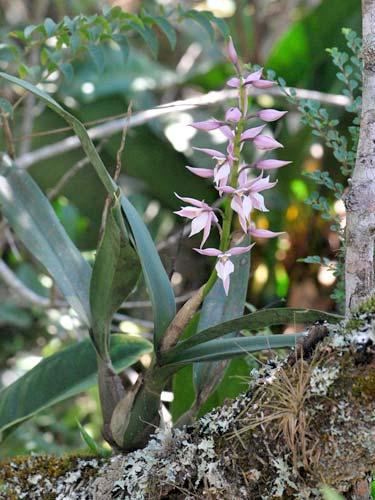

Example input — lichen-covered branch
[1,309,374,499]
[345,0,375,313]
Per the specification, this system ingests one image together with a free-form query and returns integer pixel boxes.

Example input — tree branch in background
[15,87,350,170]
[344,0,375,313]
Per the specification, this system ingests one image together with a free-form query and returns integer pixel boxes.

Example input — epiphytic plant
[0,29,342,452]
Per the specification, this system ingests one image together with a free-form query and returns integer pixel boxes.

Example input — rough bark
[345,0,375,313]
[1,307,374,500]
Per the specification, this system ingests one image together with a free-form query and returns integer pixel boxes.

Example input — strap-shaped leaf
[90,207,141,359]
[0,334,152,438]
[0,72,176,346]
[0,158,92,325]
[193,240,250,407]
[164,334,301,366]
[163,308,343,360]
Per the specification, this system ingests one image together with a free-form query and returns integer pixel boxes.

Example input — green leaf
[120,196,176,348]
[165,308,343,358]
[0,334,152,438]
[90,207,141,359]
[0,303,32,328]
[44,18,57,37]
[185,10,215,41]
[77,420,111,457]
[165,334,301,366]
[112,34,129,63]
[0,97,13,118]
[59,62,73,81]
[193,240,250,408]
[153,16,177,49]
[0,159,92,325]
[0,72,176,347]
[88,43,105,72]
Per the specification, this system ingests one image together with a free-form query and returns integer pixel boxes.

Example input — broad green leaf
[193,240,250,410]
[44,18,57,37]
[112,33,129,63]
[0,158,92,325]
[90,207,141,359]
[88,43,105,72]
[0,334,152,438]
[167,308,342,356]
[0,72,176,347]
[0,303,32,328]
[165,334,301,366]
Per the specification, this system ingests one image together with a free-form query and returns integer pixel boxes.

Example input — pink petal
[225,107,242,122]
[220,185,236,194]
[255,159,291,170]
[201,214,216,247]
[257,109,287,122]
[220,125,235,140]
[186,166,214,178]
[242,195,252,219]
[252,79,275,89]
[228,244,255,255]
[227,77,241,88]
[227,36,238,65]
[244,68,263,83]
[214,162,230,183]
[241,125,266,141]
[175,193,206,208]
[253,135,283,151]
[193,147,226,159]
[190,212,210,237]
[250,176,277,192]
[190,119,222,131]
[237,169,248,187]
[194,247,222,257]
[174,208,199,219]
[216,259,234,295]
[250,192,268,211]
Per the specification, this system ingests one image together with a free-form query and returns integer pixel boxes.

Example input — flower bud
[225,107,242,122]
[257,109,287,122]
[253,135,283,151]
[227,36,238,65]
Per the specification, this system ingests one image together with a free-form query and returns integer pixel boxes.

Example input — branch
[344,0,375,313]
[15,87,350,170]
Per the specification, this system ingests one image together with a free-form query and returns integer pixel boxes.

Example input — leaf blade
[0,160,92,325]
[0,334,152,438]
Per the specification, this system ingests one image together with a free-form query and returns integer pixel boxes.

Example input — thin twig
[0,259,64,308]
[1,112,15,159]
[98,102,132,244]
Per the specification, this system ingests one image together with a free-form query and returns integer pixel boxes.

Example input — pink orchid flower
[192,146,234,188]
[174,194,218,247]
[248,222,284,239]
[194,245,254,295]
[220,175,277,231]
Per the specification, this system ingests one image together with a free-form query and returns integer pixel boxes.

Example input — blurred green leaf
[90,207,141,359]
[88,43,105,72]
[185,10,215,41]
[321,486,345,500]
[0,303,32,328]
[0,334,152,438]
[153,16,177,49]
[0,158,92,325]
[0,97,13,118]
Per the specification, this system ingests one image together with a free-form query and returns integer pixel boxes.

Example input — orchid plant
[0,32,342,453]
[175,37,290,296]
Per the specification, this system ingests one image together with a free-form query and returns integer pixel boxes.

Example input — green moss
[0,452,101,499]
[352,372,375,399]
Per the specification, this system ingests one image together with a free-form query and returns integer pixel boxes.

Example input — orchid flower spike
[194,245,254,295]
[174,194,218,247]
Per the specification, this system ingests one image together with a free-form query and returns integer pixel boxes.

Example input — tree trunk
[1,316,374,499]
[345,0,375,313]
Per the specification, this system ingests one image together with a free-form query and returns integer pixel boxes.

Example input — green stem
[203,81,247,298]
